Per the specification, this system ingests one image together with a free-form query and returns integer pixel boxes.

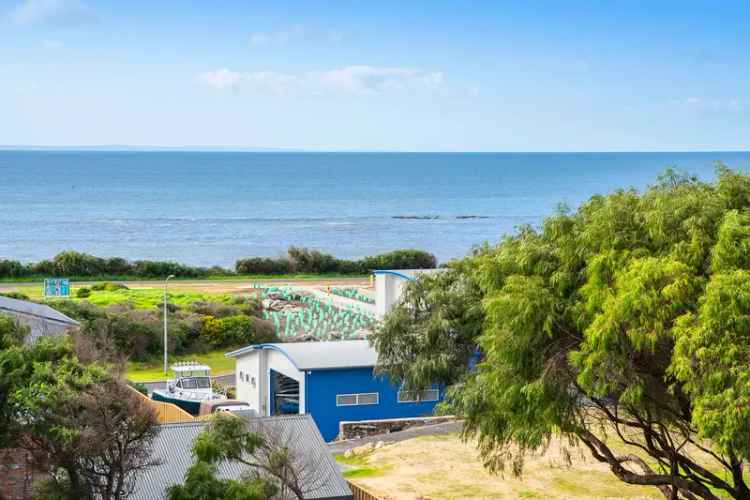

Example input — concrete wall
[375,273,407,319]
[235,348,305,416]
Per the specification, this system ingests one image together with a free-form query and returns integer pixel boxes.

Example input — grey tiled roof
[0,296,79,343]
[131,414,352,500]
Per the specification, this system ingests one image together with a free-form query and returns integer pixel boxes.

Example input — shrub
[76,287,91,298]
[90,282,129,292]
[235,257,293,275]
[359,249,437,271]
[0,291,30,300]
[200,315,278,349]
[235,247,437,275]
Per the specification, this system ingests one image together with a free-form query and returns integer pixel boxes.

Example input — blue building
[227,340,442,441]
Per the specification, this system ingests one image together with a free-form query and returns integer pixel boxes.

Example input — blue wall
[304,367,441,442]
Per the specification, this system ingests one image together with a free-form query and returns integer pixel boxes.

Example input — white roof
[172,363,211,373]
[226,340,377,370]
[373,268,442,280]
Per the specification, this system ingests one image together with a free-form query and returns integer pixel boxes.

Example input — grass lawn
[126,349,236,382]
[2,285,237,309]
[80,288,236,309]
[342,434,663,499]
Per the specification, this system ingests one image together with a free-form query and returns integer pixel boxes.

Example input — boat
[151,362,229,415]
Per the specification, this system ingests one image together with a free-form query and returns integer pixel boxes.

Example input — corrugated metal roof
[0,296,79,343]
[0,296,78,325]
[131,414,352,500]
[226,340,377,370]
[373,268,442,280]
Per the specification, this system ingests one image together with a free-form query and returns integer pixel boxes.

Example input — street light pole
[163,274,175,375]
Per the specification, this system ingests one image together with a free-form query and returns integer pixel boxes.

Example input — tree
[168,414,328,500]
[372,165,750,499]
[0,329,159,500]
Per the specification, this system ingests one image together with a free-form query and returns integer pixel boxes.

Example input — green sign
[44,278,70,298]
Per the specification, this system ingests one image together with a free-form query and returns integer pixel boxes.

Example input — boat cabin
[167,363,215,397]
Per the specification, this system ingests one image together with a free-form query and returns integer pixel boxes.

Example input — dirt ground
[348,434,661,500]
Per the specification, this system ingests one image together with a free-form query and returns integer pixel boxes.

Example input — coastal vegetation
[0,247,436,281]
[372,165,750,499]
[47,292,276,365]
[0,317,159,500]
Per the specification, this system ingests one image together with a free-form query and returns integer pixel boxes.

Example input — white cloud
[8,0,93,26]
[674,97,743,114]
[198,65,445,96]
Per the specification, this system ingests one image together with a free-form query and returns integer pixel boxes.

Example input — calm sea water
[2,151,750,267]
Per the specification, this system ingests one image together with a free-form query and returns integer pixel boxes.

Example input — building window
[336,392,379,406]
[239,370,244,381]
[397,389,440,403]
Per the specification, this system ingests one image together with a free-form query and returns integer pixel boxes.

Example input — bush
[90,282,129,292]
[0,291,30,300]
[359,249,437,271]
[235,257,292,275]
[235,247,437,275]
[76,287,91,298]
[200,315,278,349]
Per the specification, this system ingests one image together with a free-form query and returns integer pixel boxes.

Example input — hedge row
[235,247,437,275]
[0,247,437,279]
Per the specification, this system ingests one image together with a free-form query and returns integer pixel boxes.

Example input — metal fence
[347,481,382,500]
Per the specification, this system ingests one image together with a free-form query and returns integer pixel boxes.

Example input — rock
[344,449,354,458]
[374,440,385,449]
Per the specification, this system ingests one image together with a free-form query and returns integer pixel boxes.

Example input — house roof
[226,340,378,371]
[0,296,79,343]
[373,268,442,280]
[131,414,352,500]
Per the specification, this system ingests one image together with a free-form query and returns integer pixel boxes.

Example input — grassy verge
[335,452,390,479]
[126,349,236,382]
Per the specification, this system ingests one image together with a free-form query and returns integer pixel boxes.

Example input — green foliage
[0,334,159,499]
[168,415,283,500]
[0,251,227,280]
[0,247,437,281]
[371,264,483,391]
[200,315,278,348]
[236,247,437,275]
[45,294,273,362]
[76,287,91,298]
[167,461,275,500]
[374,166,750,499]
[0,291,30,300]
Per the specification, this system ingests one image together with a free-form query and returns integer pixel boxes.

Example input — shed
[0,296,79,343]
[131,413,352,500]
[227,340,442,441]
[373,269,441,319]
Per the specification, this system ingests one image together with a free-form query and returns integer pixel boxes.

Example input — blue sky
[1,0,749,151]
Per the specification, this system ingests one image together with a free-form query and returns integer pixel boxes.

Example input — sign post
[43,278,70,298]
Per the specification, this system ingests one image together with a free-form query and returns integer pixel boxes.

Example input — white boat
[151,362,229,415]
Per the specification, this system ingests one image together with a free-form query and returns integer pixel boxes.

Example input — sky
[1,0,749,152]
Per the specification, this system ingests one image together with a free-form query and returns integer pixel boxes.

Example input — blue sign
[44,278,70,298]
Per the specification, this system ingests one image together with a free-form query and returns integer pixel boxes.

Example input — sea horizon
[3,150,750,267]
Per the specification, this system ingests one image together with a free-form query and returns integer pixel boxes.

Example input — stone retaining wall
[337,415,455,440]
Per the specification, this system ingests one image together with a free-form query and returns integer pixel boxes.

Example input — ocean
[2,151,750,267]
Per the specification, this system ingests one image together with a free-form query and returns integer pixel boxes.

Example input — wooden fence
[127,386,196,424]
[347,481,382,500]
